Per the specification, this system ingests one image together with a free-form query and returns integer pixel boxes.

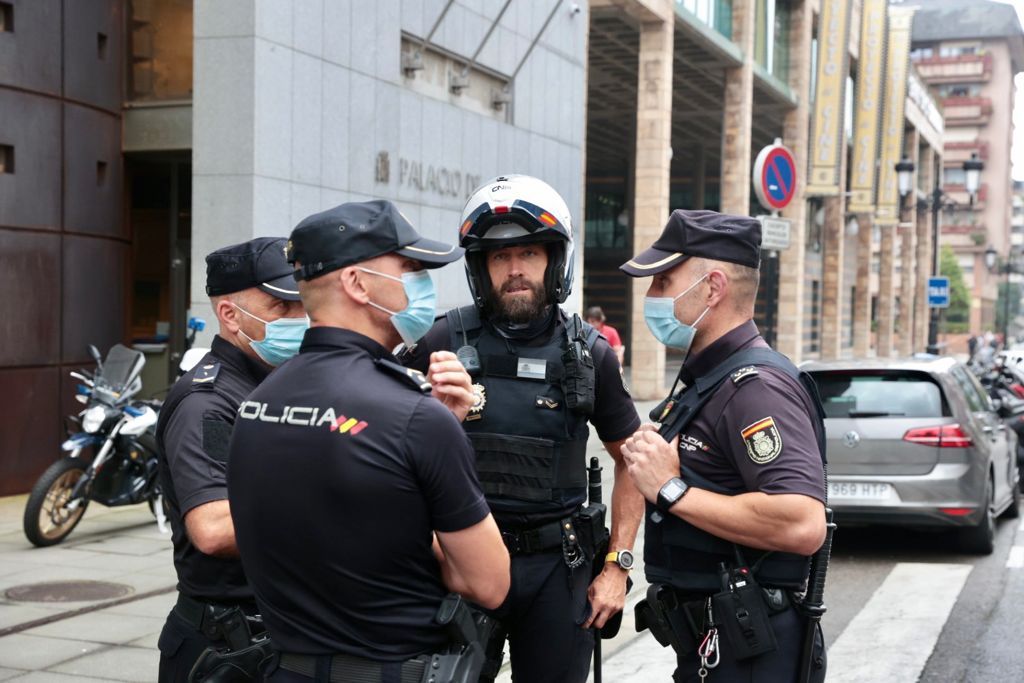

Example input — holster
[188,634,274,682]
[429,594,498,683]
[634,584,699,656]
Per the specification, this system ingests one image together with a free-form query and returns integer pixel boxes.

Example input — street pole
[926,186,942,354]
[1004,262,1012,347]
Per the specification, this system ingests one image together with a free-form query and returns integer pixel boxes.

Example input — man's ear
[215,298,242,334]
[338,267,370,305]
[705,270,729,308]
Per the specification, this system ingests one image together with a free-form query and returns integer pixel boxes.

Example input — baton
[797,508,836,683]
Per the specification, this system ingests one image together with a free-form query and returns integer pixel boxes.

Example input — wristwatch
[656,476,689,513]
[605,549,635,571]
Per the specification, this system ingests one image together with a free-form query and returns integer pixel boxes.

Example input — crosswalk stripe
[825,562,971,683]
[1008,546,1024,569]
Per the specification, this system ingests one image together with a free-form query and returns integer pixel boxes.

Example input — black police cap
[206,237,300,300]
[287,200,464,281]
[620,209,762,277]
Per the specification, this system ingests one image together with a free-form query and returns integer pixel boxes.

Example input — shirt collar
[679,320,761,385]
[299,326,394,361]
[211,335,271,383]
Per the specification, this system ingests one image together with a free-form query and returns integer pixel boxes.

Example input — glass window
[127,0,194,102]
[951,367,987,413]
[812,371,948,418]
[944,168,966,185]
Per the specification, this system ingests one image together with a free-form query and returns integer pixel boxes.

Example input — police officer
[227,200,510,682]
[402,175,643,683]
[619,210,828,682]
[156,237,307,682]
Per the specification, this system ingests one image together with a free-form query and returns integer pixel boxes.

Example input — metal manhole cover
[4,580,135,603]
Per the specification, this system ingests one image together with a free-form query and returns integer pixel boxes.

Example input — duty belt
[500,519,566,556]
[278,652,428,683]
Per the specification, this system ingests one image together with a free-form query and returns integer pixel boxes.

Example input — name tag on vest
[517,358,548,380]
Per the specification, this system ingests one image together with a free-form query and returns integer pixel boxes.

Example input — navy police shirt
[227,327,490,660]
[672,321,825,502]
[156,335,268,603]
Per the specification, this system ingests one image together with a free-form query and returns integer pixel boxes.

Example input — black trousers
[481,551,595,683]
[158,606,228,683]
[671,606,826,683]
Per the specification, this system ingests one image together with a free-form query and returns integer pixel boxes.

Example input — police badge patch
[466,383,487,421]
[741,416,782,464]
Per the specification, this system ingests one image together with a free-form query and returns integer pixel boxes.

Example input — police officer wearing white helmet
[402,175,643,682]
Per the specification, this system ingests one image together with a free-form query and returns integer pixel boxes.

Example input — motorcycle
[23,344,165,547]
[974,358,1024,489]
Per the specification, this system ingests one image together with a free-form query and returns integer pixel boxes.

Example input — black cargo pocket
[157,619,186,658]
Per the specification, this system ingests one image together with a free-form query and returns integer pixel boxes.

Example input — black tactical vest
[447,306,599,527]
[644,347,828,593]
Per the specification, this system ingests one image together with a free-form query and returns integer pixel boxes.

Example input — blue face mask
[234,305,309,367]
[644,274,710,355]
[359,268,437,346]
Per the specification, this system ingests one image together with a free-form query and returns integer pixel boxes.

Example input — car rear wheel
[959,477,996,555]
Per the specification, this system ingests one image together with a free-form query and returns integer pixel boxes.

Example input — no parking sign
[753,140,797,212]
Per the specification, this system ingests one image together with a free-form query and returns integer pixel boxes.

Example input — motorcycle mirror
[88,345,103,368]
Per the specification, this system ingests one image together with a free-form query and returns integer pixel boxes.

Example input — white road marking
[826,562,971,683]
[1007,546,1024,569]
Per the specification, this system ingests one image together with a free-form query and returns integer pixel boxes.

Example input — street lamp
[964,152,984,204]
[901,152,985,354]
[896,156,916,198]
[985,245,998,272]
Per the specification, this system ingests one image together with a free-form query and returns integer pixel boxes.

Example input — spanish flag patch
[741,416,783,464]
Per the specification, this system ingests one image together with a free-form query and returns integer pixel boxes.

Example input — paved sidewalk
[0,495,175,681]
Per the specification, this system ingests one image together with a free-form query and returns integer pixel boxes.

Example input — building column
[898,223,917,356]
[853,213,874,356]
[776,0,813,362]
[820,195,847,358]
[877,224,896,356]
[719,0,756,214]
[629,15,674,400]
[914,199,933,353]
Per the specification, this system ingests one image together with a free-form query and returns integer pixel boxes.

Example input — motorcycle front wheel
[23,457,90,547]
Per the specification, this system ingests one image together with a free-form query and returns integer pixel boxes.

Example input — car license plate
[828,482,894,502]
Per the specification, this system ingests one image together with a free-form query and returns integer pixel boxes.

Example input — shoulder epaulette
[192,361,221,385]
[730,365,759,386]
[376,359,432,394]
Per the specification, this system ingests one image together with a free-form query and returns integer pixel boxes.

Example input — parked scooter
[974,358,1024,489]
[23,344,165,547]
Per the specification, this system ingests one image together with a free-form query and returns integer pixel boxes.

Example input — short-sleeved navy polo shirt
[228,326,490,660]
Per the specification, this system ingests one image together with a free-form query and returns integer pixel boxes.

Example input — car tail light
[903,424,974,448]
[939,507,973,516]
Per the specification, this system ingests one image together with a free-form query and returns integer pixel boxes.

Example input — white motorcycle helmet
[458,175,575,312]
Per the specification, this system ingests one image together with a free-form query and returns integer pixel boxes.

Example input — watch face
[663,479,686,500]
[619,550,634,569]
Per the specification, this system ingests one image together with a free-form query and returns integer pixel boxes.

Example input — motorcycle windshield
[97,344,145,394]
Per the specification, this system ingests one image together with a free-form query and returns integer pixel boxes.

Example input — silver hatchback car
[803,357,1020,554]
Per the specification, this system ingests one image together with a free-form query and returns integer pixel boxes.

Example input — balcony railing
[912,53,993,84]
[942,96,993,124]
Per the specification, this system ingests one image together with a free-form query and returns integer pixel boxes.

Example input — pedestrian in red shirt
[586,306,625,368]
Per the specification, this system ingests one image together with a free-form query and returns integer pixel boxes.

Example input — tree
[996,281,1022,337]
[939,245,971,333]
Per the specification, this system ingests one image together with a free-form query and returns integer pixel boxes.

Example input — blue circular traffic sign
[753,143,797,211]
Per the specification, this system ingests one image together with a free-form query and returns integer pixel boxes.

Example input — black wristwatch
[656,477,689,513]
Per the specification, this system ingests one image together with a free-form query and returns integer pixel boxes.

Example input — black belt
[278,652,428,683]
[500,519,566,556]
